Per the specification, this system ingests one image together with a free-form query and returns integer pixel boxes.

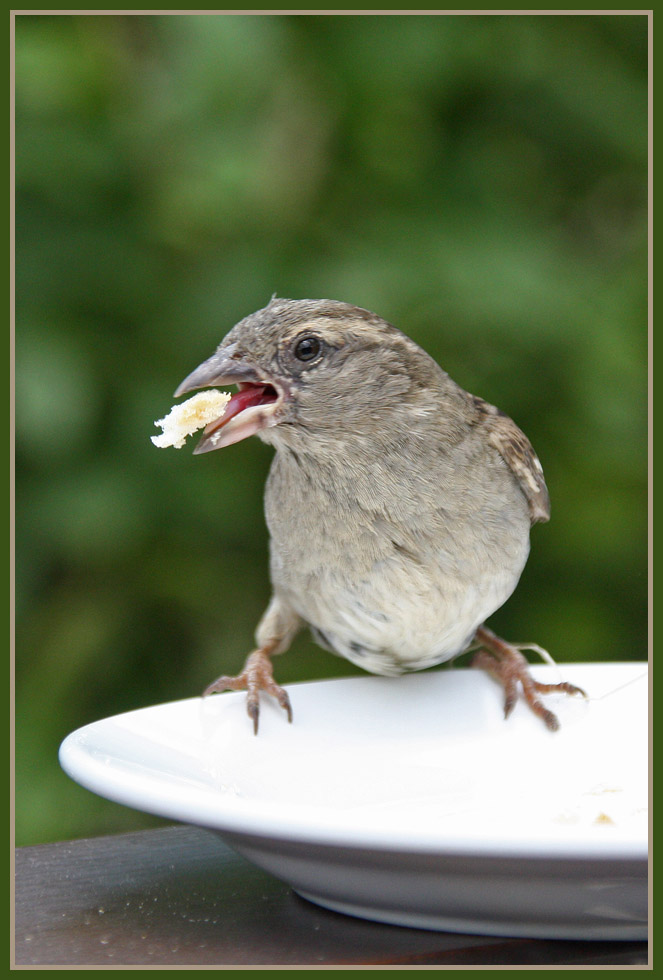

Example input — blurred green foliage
[15,13,648,845]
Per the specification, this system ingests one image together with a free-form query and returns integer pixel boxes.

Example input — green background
[15,13,648,845]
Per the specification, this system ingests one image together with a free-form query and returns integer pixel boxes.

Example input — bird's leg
[471,625,586,732]
[203,596,302,734]
[203,642,292,734]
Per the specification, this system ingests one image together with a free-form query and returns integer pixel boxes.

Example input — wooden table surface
[14,825,649,967]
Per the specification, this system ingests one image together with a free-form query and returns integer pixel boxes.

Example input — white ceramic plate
[59,663,648,939]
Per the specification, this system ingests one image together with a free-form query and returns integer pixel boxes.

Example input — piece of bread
[151,390,231,449]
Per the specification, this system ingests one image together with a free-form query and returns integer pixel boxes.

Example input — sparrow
[174,297,584,733]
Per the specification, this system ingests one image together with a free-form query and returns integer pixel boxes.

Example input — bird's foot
[203,646,292,735]
[471,625,586,732]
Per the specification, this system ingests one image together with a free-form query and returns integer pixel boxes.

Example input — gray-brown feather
[206,298,547,673]
[469,395,550,524]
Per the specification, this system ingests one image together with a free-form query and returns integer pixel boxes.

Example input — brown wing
[471,395,550,524]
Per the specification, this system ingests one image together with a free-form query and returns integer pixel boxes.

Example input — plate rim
[58,663,649,863]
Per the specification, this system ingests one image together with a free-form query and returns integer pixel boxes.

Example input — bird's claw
[203,647,292,734]
[471,626,586,732]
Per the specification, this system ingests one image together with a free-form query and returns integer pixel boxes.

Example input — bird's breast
[264,446,531,673]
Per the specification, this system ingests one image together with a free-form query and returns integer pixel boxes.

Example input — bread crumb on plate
[151,390,231,449]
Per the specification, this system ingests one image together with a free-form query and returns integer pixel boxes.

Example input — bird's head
[175,297,457,455]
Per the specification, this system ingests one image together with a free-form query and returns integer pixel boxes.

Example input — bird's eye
[294,336,321,362]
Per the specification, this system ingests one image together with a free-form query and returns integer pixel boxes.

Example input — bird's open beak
[175,346,285,454]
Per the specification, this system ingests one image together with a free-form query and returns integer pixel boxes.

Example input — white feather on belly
[301,558,525,677]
